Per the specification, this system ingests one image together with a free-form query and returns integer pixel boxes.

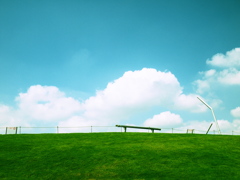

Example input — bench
[116,125,161,133]
[186,129,194,134]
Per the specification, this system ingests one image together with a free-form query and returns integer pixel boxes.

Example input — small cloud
[180,120,212,131]
[174,94,207,113]
[143,111,183,128]
[231,107,240,118]
[217,68,240,85]
[0,105,25,127]
[194,79,210,94]
[218,120,234,132]
[194,47,240,95]
[205,69,216,77]
[206,48,240,68]
[179,119,240,133]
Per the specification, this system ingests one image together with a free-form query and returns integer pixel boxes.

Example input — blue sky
[0,0,240,134]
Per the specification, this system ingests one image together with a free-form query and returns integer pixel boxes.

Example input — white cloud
[180,120,212,132]
[143,111,183,128]
[231,107,240,118]
[217,68,240,85]
[194,70,217,94]
[195,48,240,94]
[16,85,82,121]
[177,119,240,134]
[205,69,217,77]
[81,68,205,125]
[206,48,240,68]
[174,94,207,113]
[208,119,240,134]
[85,68,181,108]
[232,120,240,130]
[1,68,207,132]
[194,80,210,94]
[0,85,83,129]
[218,120,235,132]
[197,68,240,89]
[0,105,25,127]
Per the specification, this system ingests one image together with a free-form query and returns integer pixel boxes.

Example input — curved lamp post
[197,97,221,134]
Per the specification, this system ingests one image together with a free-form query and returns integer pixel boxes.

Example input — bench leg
[151,129,154,133]
[124,127,127,133]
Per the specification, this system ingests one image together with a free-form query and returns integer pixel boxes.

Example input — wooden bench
[186,129,194,134]
[116,125,161,133]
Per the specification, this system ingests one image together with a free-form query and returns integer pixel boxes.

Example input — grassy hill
[0,133,240,179]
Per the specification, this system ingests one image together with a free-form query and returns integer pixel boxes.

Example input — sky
[0,0,240,134]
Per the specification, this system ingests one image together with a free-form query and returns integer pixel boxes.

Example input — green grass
[0,133,240,179]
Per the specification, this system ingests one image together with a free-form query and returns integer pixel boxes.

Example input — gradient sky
[1,0,240,133]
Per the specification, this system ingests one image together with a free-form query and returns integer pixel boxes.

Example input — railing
[1,126,240,135]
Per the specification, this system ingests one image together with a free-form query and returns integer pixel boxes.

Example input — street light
[197,97,221,134]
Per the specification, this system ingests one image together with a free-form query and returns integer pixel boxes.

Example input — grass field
[0,133,240,179]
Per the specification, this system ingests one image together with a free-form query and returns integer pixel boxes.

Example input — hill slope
[0,133,240,179]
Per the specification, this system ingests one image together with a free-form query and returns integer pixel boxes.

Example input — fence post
[172,128,173,133]
[57,126,59,134]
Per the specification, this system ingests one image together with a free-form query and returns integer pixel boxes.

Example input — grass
[0,133,240,179]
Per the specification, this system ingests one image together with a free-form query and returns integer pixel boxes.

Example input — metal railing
[1,126,240,135]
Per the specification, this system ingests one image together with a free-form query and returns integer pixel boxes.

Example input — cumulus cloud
[85,68,180,108]
[176,119,240,134]
[83,68,205,120]
[67,68,206,130]
[174,94,207,112]
[180,120,212,132]
[217,68,240,85]
[231,107,240,118]
[59,68,188,128]
[17,85,82,121]
[218,120,235,132]
[143,111,183,128]
[1,68,210,133]
[0,68,210,131]
[0,85,83,129]
[0,105,26,127]
[195,48,240,94]
[82,68,180,121]
[206,48,240,68]
[142,111,240,134]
